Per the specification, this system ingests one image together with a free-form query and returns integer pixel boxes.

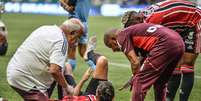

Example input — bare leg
[92,56,108,80]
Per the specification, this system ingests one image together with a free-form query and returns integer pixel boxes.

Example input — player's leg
[78,22,96,69]
[92,56,108,80]
[84,55,108,95]
[178,26,199,101]
[131,40,184,101]
[167,26,199,101]
[154,60,180,101]
[180,73,194,101]
[166,60,182,101]
[166,74,181,101]
[64,63,77,87]
[179,52,198,101]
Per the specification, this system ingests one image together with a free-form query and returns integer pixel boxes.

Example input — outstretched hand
[82,68,93,82]
[59,0,75,13]
[118,76,133,91]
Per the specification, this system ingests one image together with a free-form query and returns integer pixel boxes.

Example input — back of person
[145,0,201,33]
[119,23,183,52]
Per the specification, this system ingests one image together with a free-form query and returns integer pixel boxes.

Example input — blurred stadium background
[0,0,201,101]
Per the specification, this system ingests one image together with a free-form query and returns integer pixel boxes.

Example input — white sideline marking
[109,62,201,79]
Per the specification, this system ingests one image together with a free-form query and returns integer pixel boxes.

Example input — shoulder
[86,95,96,101]
[36,25,64,40]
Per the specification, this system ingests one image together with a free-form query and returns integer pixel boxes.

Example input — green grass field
[0,13,201,101]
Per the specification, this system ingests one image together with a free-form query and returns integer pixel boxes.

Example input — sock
[180,72,194,101]
[166,74,181,101]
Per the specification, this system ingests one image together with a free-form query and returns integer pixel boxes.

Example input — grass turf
[0,13,200,101]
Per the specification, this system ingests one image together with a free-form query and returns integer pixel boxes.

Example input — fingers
[118,82,130,91]
[82,68,93,81]
[63,85,74,96]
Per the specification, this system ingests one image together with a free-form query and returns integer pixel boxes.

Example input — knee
[97,56,108,69]
[181,53,198,66]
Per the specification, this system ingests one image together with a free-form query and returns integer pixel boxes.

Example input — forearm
[73,68,92,95]
[49,64,70,94]
[125,50,140,75]
[73,79,86,96]
[131,63,139,75]
[51,71,72,95]
[52,72,68,88]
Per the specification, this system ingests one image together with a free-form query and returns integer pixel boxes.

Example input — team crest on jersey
[140,4,159,17]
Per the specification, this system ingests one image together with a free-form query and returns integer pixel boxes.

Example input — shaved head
[104,28,119,47]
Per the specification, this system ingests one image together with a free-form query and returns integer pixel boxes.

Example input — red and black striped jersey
[61,95,96,101]
[144,0,201,33]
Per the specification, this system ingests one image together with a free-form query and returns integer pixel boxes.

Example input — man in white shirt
[7,18,84,101]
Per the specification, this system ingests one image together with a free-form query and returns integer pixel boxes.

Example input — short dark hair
[121,11,138,28]
[97,81,115,101]
[104,28,119,47]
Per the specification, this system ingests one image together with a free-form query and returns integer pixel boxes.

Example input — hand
[63,85,74,96]
[82,68,93,82]
[118,80,131,91]
[118,76,133,91]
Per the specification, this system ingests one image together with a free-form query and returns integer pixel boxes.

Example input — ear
[111,36,116,41]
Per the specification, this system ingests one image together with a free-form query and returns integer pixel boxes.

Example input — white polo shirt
[7,25,68,92]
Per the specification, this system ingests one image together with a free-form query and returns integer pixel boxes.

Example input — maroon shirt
[117,23,181,55]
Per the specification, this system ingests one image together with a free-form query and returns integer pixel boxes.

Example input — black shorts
[0,42,8,55]
[84,78,107,95]
[181,27,196,53]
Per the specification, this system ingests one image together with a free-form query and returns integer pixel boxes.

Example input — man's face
[106,39,121,52]
[66,30,82,47]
